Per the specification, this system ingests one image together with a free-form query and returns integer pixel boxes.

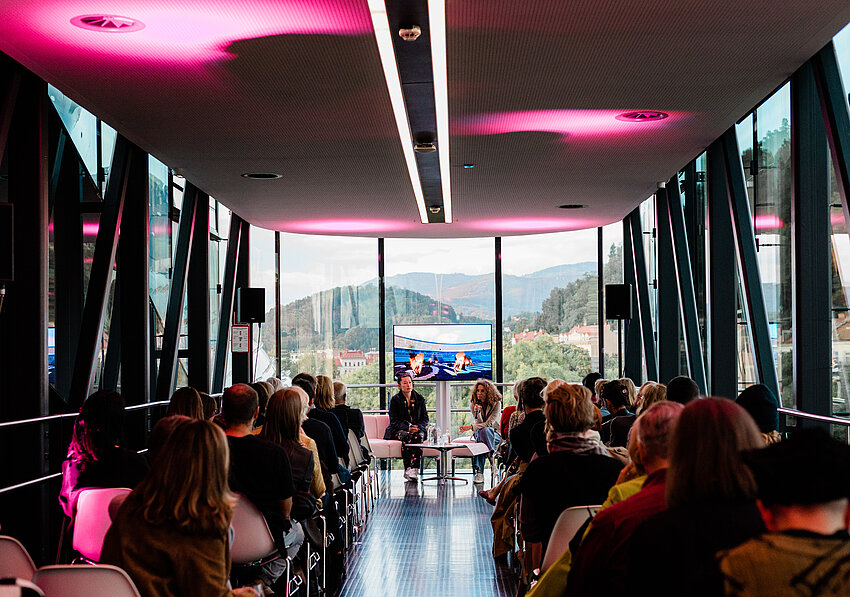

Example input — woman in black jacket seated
[517,380,623,554]
[385,372,429,481]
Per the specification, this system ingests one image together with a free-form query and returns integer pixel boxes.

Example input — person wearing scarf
[517,380,624,569]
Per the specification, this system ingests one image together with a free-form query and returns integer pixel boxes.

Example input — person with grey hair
[566,401,685,596]
[332,380,366,440]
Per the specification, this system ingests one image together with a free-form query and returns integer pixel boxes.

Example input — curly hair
[471,379,502,407]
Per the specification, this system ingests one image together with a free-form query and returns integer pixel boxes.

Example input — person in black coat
[293,372,350,466]
[333,380,366,441]
[385,372,429,480]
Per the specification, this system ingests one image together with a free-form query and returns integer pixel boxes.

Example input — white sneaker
[473,472,484,484]
[408,468,418,480]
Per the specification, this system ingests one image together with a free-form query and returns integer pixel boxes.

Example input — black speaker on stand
[605,284,633,378]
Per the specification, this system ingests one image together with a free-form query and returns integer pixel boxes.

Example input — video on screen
[393,324,493,382]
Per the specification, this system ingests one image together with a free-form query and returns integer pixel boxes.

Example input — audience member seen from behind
[166,386,204,420]
[261,388,319,520]
[599,380,633,444]
[248,381,272,433]
[488,377,549,560]
[101,419,258,597]
[566,401,684,596]
[385,372,429,481]
[718,429,850,596]
[620,397,765,597]
[582,372,603,402]
[146,414,191,465]
[459,379,502,484]
[619,378,637,410]
[59,390,149,518]
[508,376,548,463]
[735,383,781,445]
[666,375,701,404]
[200,392,218,421]
[609,381,667,448]
[222,383,304,592]
[332,381,366,440]
[294,372,349,466]
[517,381,624,553]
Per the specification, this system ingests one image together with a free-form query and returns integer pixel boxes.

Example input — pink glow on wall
[286,219,415,234]
[454,109,682,140]
[8,1,372,65]
[468,218,587,232]
[82,222,100,236]
[753,214,784,230]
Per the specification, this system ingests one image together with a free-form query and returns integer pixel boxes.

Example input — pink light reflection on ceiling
[468,218,588,232]
[15,1,372,65]
[285,219,416,234]
[454,110,683,140]
[753,214,784,230]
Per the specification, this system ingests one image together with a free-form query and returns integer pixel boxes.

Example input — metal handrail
[778,407,850,443]
[0,400,170,430]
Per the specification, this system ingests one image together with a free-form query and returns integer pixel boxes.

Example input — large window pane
[279,234,379,409]
[603,222,624,378]
[385,238,496,430]
[250,226,277,381]
[755,84,792,407]
[501,231,596,385]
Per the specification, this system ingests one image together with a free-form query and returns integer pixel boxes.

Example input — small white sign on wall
[231,324,250,353]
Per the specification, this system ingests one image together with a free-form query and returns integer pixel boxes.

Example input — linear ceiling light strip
[428,0,452,223]
[368,0,429,224]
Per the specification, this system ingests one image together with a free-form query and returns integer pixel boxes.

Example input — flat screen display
[393,324,493,381]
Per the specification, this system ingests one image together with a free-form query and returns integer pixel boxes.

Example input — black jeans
[395,430,425,468]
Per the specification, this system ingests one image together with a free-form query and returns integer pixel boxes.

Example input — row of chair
[513,502,602,590]
[0,535,140,597]
[2,430,380,597]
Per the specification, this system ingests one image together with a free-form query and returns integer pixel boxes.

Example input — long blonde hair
[315,375,335,410]
[262,389,305,448]
[134,420,234,535]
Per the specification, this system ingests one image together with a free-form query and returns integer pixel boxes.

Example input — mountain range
[362,262,596,319]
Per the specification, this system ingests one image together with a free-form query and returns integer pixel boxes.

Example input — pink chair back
[71,488,131,562]
[0,535,37,580]
[33,564,140,597]
[230,493,277,564]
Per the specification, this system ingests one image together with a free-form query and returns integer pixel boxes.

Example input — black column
[792,61,831,421]
[0,71,50,560]
[378,238,387,410]
[622,217,642,382]
[212,215,243,393]
[119,144,150,445]
[188,192,210,392]
[656,188,680,383]
[597,227,605,375]
[707,142,738,399]
[232,222,251,384]
[495,237,503,383]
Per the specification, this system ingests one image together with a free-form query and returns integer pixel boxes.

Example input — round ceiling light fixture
[241,172,282,180]
[615,111,669,122]
[71,14,146,32]
[558,204,587,209]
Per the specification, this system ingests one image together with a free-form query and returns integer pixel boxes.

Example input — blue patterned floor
[339,469,517,597]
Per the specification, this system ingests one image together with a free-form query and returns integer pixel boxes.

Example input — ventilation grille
[615,111,669,122]
[71,15,145,32]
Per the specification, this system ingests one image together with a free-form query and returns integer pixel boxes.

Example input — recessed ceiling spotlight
[558,204,588,209]
[241,172,282,180]
[615,111,669,122]
[71,15,145,32]
[413,142,436,153]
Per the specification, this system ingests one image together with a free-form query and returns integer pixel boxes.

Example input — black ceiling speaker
[605,283,633,320]
[237,287,265,323]
[0,203,13,283]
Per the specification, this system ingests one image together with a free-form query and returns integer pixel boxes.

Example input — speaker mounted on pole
[237,287,265,323]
